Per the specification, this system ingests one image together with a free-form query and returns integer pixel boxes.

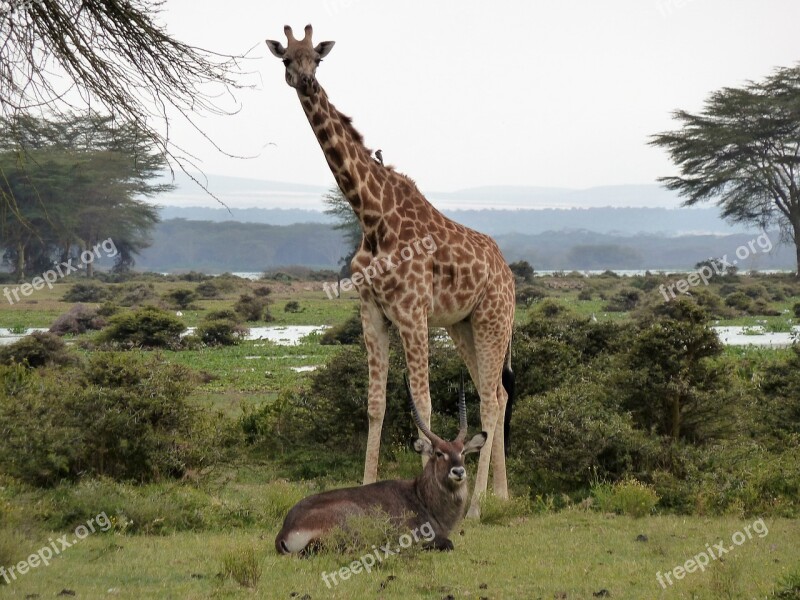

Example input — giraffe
[266,25,515,517]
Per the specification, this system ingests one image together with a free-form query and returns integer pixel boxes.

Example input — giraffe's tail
[502,336,515,456]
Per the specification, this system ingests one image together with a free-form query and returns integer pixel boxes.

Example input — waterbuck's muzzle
[449,466,467,483]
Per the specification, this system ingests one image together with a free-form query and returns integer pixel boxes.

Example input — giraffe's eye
[282,59,291,67]
[315,58,322,65]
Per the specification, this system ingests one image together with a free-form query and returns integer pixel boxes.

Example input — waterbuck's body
[275,376,486,554]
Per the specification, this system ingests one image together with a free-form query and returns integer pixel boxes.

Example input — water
[0,325,328,347]
[2,325,796,349]
[711,326,798,348]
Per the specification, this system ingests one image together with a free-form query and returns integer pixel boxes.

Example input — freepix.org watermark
[3,238,118,306]
[322,235,437,299]
[655,517,768,589]
[321,521,435,588]
[0,512,112,584]
[658,232,772,302]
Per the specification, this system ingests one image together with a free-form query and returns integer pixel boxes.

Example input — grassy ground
[2,272,800,598]
[0,512,797,599]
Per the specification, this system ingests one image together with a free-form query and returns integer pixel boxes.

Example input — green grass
[0,512,797,599]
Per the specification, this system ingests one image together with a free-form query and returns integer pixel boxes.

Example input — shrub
[253,286,272,297]
[320,311,362,345]
[61,281,109,303]
[164,289,197,309]
[234,294,272,322]
[591,479,659,517]
[195,281,220,299]
[725,291,752,311]
[604,288,641,312]
[49,304,107,335]
[515,285,546,306]
[98,306,185,348]
[193,314,248,346]
[479,493,531,525]
[0,331,75,368]
[509,378,657,493]
[284,300,302,313]
[577,289,592,301]
[220,547,262,588]
[0,352,234,486]
[117,282,156,306]
[96,301,121,317]
[320,508,423,559]
[794,302,800,319]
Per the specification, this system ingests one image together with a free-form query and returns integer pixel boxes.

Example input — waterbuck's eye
[435,451,446,459]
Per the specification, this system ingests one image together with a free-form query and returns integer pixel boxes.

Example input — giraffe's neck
[298,87,384,229]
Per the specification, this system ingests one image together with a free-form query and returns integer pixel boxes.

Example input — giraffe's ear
[314,41,335,59]
[265,40,286,58]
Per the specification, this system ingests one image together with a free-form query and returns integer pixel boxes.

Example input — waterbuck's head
[406,375,487,491]
[266,24,335,97]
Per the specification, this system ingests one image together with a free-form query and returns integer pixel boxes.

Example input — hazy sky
[159,0,800,195]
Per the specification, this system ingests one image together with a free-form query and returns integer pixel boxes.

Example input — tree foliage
[651,64,800,273]
[0,0,246,182]
[0,112,165,278]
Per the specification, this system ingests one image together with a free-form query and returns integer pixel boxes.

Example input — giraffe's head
[266,24,335,97]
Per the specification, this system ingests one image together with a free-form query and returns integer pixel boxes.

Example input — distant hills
[136,173,789,274]
[155,172,690,212]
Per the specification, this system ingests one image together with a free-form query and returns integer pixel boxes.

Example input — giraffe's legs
[448,320,511,515]
[396,314,433,467]
[463,315,512,519]
[361,299,390,485]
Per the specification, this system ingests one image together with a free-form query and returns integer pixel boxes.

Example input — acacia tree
[323,186,362,293]
[651,65,800,274]
[0,113,164,278]
[0,0,247,193]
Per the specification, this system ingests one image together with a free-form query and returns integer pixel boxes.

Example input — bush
[193,314,248,346]
[220,547,262,588]
[117,282,156,307]
[0,352,234,486]
[320,311,363,345]
[725,291,752,311]
[164,289,197,309]
[284,300,302,313]
[603,288,641,312]
[479,493,532,525]
[509,378,657,493]
[49,304,107,335]
[195,281,220,299]
[320,508,423,559]
[0,331,75,368]
[61,281,110,303]
[591,479,659,517]
[98,306,186,348]
[234,294,272,322]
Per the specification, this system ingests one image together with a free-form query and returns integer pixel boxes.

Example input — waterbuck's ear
[463,432,487,455]
[413,438,434,457]
[265,40,286,58]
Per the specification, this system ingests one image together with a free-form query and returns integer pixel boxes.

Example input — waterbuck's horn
[455,370,468,442]
[405,374,444,445]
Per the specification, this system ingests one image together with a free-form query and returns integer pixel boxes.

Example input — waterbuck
[275,377,487,554]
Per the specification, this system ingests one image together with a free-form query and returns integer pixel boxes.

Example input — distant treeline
[136,218,794,273]
[159,206,748,236]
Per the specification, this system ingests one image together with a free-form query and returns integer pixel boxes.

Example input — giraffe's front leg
[396,316,432,469]
[361,299,390,485]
